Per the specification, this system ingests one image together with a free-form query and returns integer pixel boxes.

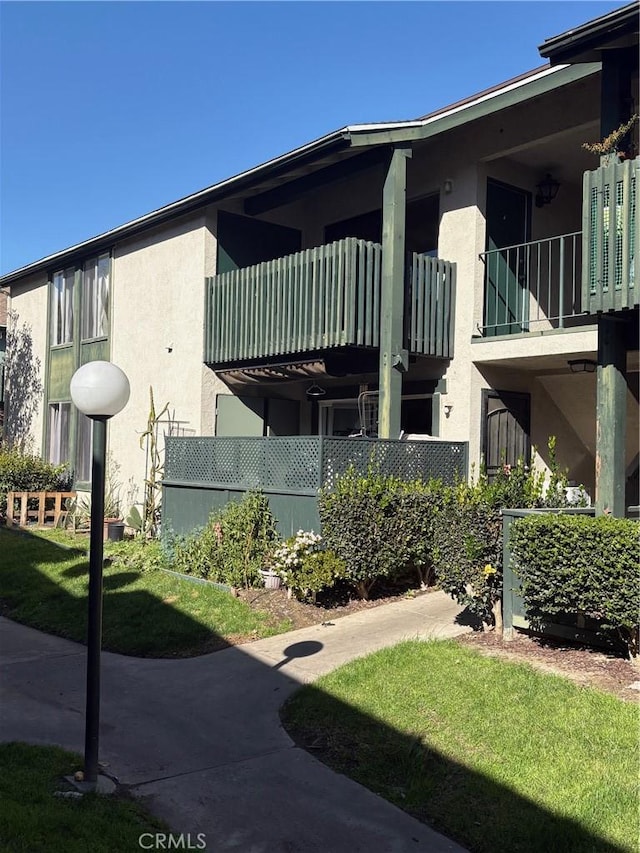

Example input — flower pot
[104,519,125,542]
[260,570,282,590]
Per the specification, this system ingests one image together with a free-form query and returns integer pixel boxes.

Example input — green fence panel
[162,435,468,539]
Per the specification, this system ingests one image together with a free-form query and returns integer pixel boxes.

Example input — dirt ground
[237,585,640,703]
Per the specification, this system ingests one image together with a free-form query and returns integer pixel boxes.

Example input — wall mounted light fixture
[568,359,597,373]
[535,173,561,208]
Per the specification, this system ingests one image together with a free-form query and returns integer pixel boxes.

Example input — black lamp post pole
[84,415,108,788]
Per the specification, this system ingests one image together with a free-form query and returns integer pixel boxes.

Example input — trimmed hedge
[319,469,441,598]
[0,446,71,517]
[510,514,640,654]
[320,445,577,614]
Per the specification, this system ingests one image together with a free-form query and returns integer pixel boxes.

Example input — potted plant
[73,454,125,541]
[259,567,283,590]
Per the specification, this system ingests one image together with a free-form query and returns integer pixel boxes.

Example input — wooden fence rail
[6,491,77,529]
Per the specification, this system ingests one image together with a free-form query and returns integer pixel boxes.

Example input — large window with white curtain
[51,268,75,345]
[48,402,71,465]
[82,254,110,339]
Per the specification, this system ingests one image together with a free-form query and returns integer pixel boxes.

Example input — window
[75,413,93,482]
[82,254,110,339]
[48,403,71,465]
[51,268,75,345]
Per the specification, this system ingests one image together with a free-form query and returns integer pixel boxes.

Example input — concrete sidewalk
[0,590,470,853]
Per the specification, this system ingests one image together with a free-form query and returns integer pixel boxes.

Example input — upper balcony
[478,157,638,338]
[204,237,456,368]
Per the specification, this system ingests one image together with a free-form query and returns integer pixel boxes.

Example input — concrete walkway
[0,591,470,852]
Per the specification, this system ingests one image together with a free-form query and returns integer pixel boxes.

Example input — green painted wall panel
[48,347,76,400]
[216,395,265,436]
[80,339,109,364]
[162,484,319,539]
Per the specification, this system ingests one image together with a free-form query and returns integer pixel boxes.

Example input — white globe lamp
[68,360,130,793]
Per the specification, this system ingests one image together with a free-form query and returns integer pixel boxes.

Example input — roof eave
[346,63,599,148]
[539,1,639,63]
[1,129,350,287]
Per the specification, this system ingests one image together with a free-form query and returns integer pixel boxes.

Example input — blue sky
[0,0,625,275]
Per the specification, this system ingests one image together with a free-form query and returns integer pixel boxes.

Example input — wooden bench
[6,491,77,529]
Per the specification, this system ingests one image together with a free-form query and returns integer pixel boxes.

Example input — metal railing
[480,232,583,336]
[204,239,456,364]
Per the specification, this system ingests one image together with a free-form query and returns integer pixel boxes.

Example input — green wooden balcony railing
[204,237,456,365]
[582,156,639,314]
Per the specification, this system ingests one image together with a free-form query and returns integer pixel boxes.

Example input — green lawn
[282,639,639,853]
[0,528,290,656]
[0,742,167,853]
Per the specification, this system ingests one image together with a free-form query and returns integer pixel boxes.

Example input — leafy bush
[105,538,168,574]
[319,468,441,599]
[0,445,71,517]
[432,442,576,627]
[510,514,640,655]
[319,439,577,618]
[171,491,279,589]
[271,530,345,600]
[431,484,505,626]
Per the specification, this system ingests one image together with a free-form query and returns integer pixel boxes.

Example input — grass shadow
[0,527,233,656]
[282,643,637,853]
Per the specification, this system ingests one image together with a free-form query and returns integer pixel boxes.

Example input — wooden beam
[244,148,388,216]
[595,315,627,517]
[378,145,411,439]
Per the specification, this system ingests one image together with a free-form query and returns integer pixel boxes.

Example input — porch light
[568,359,597,374]
[535,173,560,208]
[69,360,130,793]
[306,384,326,398]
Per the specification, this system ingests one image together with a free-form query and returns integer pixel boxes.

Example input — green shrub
[0,445,71,517]
[510,514,640,655]
[432,444,576,627]
[319,468,441,599]
[431,484,504,625]
[171,491,279,589]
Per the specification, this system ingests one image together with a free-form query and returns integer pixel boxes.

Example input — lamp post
[70,360,130,791]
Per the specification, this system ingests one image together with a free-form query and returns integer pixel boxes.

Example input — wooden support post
[378,145,411,439]
[596,315,627,517]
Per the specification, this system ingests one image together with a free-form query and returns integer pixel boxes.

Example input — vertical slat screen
[204,238,388,363]
[582,156,639,314]
[407,253,456,359]
[204,239,456,364]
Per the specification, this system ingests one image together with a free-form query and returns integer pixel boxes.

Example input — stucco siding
[5,272,49,451]
[108,215,209,505]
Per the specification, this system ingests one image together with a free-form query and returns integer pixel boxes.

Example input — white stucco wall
[5,272,49,451]
[108,215,213,506]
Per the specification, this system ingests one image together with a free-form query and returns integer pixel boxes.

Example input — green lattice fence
[162,436,467,537]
